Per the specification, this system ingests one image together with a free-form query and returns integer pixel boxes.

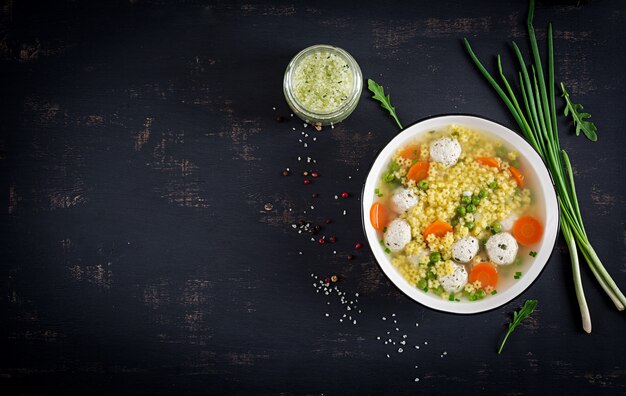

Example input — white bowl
[361,115,559,314]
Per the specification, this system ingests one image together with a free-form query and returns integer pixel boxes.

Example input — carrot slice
[370,203,389,231]
[509,165,525,188]
[469,263,499,289]
[422,221,453,240]
[475,157,500,169]
[512,215,543,246]
[407,161,429,182]
[400,144,421,161]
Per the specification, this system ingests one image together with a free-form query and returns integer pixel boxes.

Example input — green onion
[464,0,625,332]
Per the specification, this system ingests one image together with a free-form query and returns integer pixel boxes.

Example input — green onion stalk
[463,0,625,333]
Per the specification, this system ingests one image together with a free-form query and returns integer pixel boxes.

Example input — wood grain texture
[1,0,625,395]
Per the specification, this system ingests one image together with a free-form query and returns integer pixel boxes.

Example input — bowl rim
[361,114,560,314]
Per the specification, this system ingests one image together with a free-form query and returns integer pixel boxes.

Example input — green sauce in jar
[292,50,354,113]
[284,44,362,126]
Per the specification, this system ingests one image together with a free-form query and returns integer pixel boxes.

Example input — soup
[369,124,545,302]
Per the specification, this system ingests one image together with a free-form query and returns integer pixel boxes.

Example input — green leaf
[498,299,538,354]
[367,79,403,130]
[560,82,598,142]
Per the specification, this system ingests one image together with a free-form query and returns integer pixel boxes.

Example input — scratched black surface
[1,0,625,395]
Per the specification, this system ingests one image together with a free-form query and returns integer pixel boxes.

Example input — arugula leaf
[367,79,403,129]
[560,82,598,142]
[498,299,538,354]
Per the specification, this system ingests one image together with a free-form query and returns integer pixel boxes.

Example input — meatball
[429,137,462,167]
[390,187,419,214]
[486,232,519,265]
[384,219,412,252]
[452,236,480,263]
[438,263,469,293]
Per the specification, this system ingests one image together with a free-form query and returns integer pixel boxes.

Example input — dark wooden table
[2,0,625,394]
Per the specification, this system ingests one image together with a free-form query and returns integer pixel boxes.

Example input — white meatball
[452,236,480,263]
[486,232,519,265]
[390,187,419,214]
[429,137,462,167]
[438,263,468,294]
[384,219,412,252]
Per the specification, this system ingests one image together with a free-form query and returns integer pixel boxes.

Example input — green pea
[478,189,487,199]
[461,195,471,204]
[418,180,428,190]
[471,196,480,205]
[429,252,442,262]
[451,217,459,226]
[491,223,502,233]
[435,285,444,294]
[476,289,486,299]
[427,271,436,280]
[488,182,498,189]
[456,206,466,216]
[466,203,476,213]
[417,279,428,290]
[465,221,475,230]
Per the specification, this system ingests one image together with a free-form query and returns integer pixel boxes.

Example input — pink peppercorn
[318,238,325,244]
[355,243,362,249]
[341,192,349,198]
[303,179,311,185]
[311,172,319,178]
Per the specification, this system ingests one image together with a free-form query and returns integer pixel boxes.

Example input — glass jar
[283,44,363,126]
